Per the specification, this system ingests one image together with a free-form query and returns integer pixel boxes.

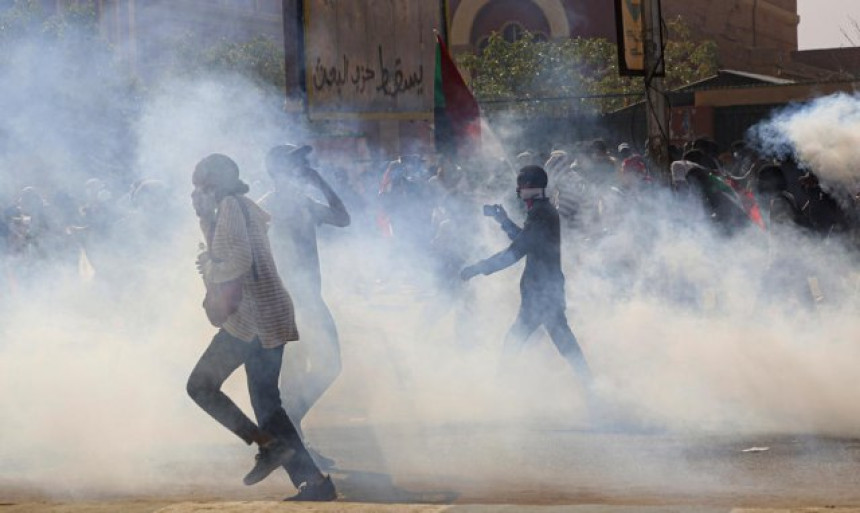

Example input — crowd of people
[4,137,856,295]
[0,177,178,293]
[2,133,859,501]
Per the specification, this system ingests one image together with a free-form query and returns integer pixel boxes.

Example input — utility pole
[642,0,669,182]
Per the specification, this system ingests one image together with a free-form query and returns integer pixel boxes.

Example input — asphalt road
[308,422,860,507]
[3,252,860,512]
[6,420,859,509]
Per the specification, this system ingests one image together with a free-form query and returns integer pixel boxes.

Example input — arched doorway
[450,0,570,48]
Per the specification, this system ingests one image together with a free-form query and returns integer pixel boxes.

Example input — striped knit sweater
[201,195,298,348]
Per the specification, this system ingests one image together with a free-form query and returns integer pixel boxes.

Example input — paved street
[303,423,860,507]
[4,419,860,511]
[3,275,859,512]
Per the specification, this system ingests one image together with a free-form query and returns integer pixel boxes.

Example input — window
[500,22,548,43]
[501,21,525,43]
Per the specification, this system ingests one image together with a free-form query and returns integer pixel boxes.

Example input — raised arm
[306,167,351,227]
[461,214,536,279]
[487,203,521,240]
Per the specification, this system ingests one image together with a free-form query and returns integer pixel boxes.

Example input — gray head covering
[193,153,250,196]
[265,144,312,175]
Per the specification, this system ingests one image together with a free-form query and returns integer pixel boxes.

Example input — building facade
[89,0,803,89]
[96,0,283,79]
[82,0,835,158]
[447,0,800,77]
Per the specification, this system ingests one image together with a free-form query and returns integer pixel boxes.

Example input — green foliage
[662,17,719,90]
[41,0,99,40]
[0,0,110,81]
[0,0,99,45]
[0,1,286,90]
[458,17,719,115]
[171,34,286,90]
[0,0,42,44]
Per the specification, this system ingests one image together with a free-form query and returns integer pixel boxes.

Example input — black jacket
[478,198,566,307]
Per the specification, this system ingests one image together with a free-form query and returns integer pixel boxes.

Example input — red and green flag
[434,33,481,159]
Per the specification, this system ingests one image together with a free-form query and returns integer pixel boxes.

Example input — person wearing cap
[259,144,349,468]
[460,165,592,389]
[186,153,336,501]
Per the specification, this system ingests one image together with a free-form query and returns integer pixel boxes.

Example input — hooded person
[796,169,849,235]
[460,166,593,393]
[186,153,336,501]
[692,137,722,167]
[756,164,801,230]
[258,143,350,469]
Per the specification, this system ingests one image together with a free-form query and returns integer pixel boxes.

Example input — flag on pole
[434,33,481,159]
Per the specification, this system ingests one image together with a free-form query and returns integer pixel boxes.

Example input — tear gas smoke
[1,11,859,503]
[750,92,860,198]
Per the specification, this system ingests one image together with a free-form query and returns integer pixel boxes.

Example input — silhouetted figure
[259,144,349,469]
[186,153,336,501]
[797,170,849,236]
[461,166,592,389]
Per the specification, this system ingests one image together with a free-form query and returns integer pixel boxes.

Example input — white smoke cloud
[1,9,860,504]
[751,92,860,192]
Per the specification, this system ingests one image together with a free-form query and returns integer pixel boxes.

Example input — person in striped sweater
[186,153,336,502]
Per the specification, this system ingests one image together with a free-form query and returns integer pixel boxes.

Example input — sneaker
[283,474,337,502]
[243,440,295,486]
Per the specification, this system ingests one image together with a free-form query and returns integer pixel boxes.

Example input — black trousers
[504,299,593,387]
[186,329,320,487]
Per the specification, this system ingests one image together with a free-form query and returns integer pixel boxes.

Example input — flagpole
[438,0,450,45]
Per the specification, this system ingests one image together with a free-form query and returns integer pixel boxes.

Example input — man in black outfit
[460,165,592,387]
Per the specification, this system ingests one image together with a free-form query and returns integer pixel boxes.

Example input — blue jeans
[186,329,320,487]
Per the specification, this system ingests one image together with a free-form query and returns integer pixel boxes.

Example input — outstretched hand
[491,204,509,224]
[460,264,481,281]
